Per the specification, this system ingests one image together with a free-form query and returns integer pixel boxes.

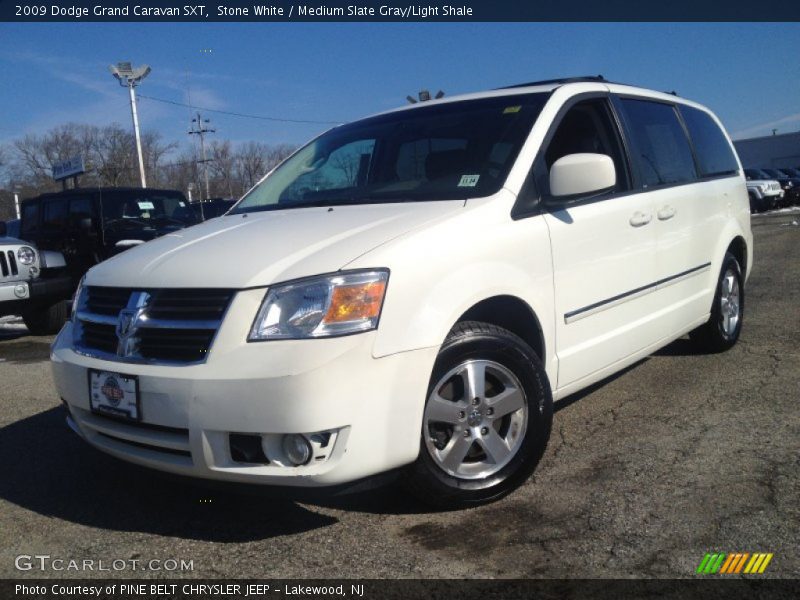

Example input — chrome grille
[75,286,235,365]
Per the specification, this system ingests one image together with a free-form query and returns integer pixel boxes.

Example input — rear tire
[23,300,68,335]
[689,252,744,353]
[404,321,553,509]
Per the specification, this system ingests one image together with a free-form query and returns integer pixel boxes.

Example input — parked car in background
[53,78,751,507]
[779,167,800,179]
[743,169,783,212]
[0,222,71,334]
[20,187,200,306]
[191,198,236,220]
[759,168,799,206]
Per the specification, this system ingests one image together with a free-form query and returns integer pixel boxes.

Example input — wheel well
[728,236,747,277]
[456,295,545,363]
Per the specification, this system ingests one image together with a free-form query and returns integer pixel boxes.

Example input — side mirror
[549,153,616,199]
[115,239,144,249]
[0,221,6,237]
[41,251,66,269]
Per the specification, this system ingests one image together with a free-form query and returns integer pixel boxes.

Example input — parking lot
[0,210,797,580]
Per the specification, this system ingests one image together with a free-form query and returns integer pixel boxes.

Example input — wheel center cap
[467,409,483,427]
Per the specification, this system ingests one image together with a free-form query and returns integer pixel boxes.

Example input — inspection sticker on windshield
[503,105,522,114]
[137,201,155,210]
[458,174,480,187]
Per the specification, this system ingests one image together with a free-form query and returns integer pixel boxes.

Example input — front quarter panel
[346,192,557,387]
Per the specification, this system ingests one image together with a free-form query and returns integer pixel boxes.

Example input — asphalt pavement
[0,210,797,579]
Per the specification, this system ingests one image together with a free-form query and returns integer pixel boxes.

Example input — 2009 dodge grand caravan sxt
[52,78,752,507]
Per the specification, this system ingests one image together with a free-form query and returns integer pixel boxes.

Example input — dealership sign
[52,155,86,181]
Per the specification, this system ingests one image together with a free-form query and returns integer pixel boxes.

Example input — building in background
[734,131,800,169]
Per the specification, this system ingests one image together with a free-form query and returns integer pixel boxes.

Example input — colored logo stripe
[701,552,774,574]
[697,553,726,574]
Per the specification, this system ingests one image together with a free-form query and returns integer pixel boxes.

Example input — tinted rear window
[620,98,697,189]
[21,202,39,237]
[679,106,738,177]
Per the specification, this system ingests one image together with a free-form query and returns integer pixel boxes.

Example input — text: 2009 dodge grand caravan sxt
[52,78,752,507]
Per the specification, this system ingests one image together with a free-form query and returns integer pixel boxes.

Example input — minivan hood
[87,201,464,289]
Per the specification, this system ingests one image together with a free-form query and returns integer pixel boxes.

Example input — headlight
[17,246,36,265]
[71,276,86,322]
[249,270,389,340]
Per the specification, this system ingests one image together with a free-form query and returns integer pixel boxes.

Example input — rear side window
[43,198,68,230]
[620,99,697,189]
[68,197,94,228]
[21,202,39,237]
[679,106,738,177]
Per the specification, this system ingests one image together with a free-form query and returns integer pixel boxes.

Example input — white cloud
[732,112,800,140]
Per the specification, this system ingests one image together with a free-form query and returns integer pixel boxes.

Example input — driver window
[540,99,628,196]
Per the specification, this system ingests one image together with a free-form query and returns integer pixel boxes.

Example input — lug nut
[463,430,471,438]
[481,427,489,435]
[472,397,480,405]
[458,411,465,419]
[486,407,494,416]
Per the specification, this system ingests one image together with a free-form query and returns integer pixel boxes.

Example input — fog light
[13,284,27,298]
[282,434,312,466]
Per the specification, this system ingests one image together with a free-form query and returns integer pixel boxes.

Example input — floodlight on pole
[109,61,151,188]
[406,89,444,104]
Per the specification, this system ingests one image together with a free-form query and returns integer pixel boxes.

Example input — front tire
[404,321,553,508]
[689,252,744,352]
[23,300,68,335]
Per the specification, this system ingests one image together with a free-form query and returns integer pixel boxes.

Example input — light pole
[109,62,151,188]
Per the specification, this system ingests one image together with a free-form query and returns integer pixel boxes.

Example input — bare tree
[1,121,295,203]
[209,140,236,198]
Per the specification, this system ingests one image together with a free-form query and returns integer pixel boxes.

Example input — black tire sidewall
[409,324,553,505]
[23,301,68,335]
[712,253,744,345]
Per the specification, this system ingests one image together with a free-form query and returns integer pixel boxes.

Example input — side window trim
[672,103,705,182]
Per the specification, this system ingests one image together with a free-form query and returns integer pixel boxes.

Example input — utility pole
[109,62,151,188]
[189,112,215,203]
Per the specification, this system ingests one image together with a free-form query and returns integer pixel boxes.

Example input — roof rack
[499,75,609,89]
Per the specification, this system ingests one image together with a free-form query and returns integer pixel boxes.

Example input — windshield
[231,93,549,213]
[762,169,783,178]
[781,168,800,177]
[745,169,768,179]
[100,190,199,229]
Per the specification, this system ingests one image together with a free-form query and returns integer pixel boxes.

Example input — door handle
[657,206,677,220]
[629,211,653,227]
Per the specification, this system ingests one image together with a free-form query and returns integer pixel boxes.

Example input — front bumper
[0,281,30,316]
[52,318,438,487]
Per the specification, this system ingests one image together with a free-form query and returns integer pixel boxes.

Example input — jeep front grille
[75,286,235,365]
[0,250,19,278]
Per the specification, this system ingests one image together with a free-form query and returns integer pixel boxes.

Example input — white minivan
[52,77,752,507]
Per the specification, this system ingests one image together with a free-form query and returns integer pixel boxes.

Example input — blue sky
[1,22,799,154]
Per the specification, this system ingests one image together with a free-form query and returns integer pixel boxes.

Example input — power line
[138,93,343,126]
